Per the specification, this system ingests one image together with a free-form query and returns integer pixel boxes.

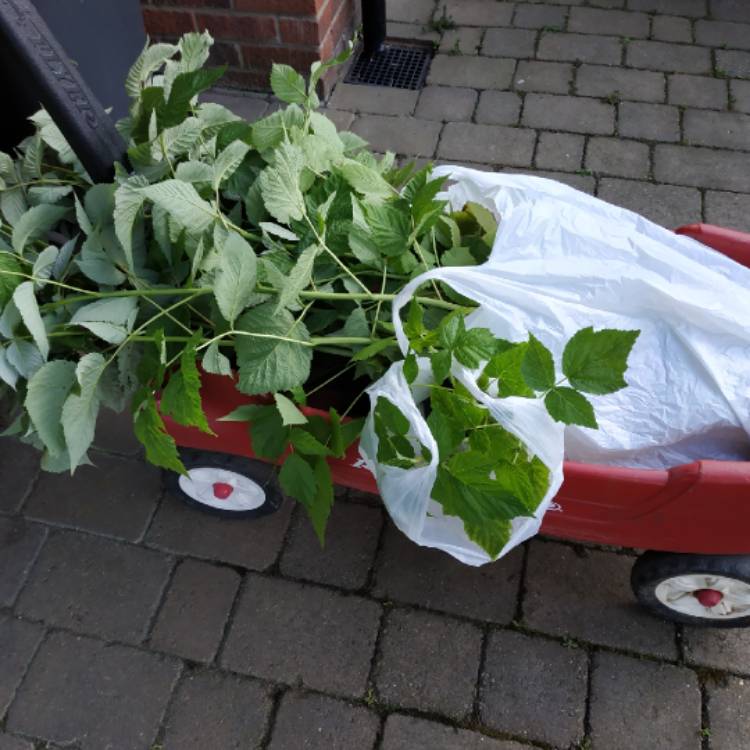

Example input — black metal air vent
[344,42,433,91]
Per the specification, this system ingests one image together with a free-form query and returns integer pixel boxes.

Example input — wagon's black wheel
[631,551,750,628]
[164,449,283,519]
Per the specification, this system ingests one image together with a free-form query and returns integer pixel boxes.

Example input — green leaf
[438,313,464,350]
[70,297,138,345]
[279,452,316,505]
[246,404,290,460]
[259,222,299,241]
[464,519,511,559]
[6,340,43,378]
[352,337,396,361]
[544,386,597,428]
[309,457,334,545]
[521,333,555,391]
[12,204,68,255]
[454,327,496,369]
[113,178,147,271]
[126,41,178,98]
[403,352,418,384]
[365,202,410,257]
[426,407,464,457]
[213,140,250,190]
[338,159,392,200]
[214,231,258,324]
[31,246,58,289]
[139,179,216,236]
[483,343,534,398]
[25,360,76,456]
[61,353,106,471]
[161,332,212,433]
[258,141,305,224]
[430,350,452,383]
[235,303,312,395]
[134,394,185,474]
[0,345,18,389]
[201,340,232,376]
[275,244,319,312]
[274,393,308,426]
[270,64,308,105]
[160,66,226,128]
[0,253,22,306]
[13,281,48,359]
[562,327,640,395]
[289,427,331,456]
[441,245,475,267]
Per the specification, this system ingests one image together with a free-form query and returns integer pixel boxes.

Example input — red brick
[222,68,271,90]
[241,44,319,70]
[207,40,242,67]
[320,0,353,59]
[279,17,322,45]
[142,7,196,35]
[234,0,321,15]
[149,0,230,7]
[195,11,277,41]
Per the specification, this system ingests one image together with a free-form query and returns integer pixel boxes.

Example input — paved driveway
[2,0,750,748]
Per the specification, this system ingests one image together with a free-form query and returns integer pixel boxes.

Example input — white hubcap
[178,467,266,512]
[655,574,750,620]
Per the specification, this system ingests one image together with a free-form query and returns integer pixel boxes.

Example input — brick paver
[4,2,750,747]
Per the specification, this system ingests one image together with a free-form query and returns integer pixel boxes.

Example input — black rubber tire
[164,449,284,519]
[631,551,750,628]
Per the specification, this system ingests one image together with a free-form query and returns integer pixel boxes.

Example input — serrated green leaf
[454,327,496,369]
[13,281,48,359]
[6,340,43,378]
[245,404,290,460]
[275,244,319,312]
[0,253,22,306]
[113,176,147,271]
[338,159,392,200]
[270,64,308,104]
[258,141,305,224]
[213,140,250,190]
[25,360,76,456]
[201,340,232,376]
[289,427,330,455]
[464,519,511,559]
[441,245,475,267]
[70,297,138,345]
[438,313,464,350]
[279,451,316,505]
[214,231,257,324]
[139,179,216,236]
[483,343,534,398]
[352,337,397,361]
[562,327,640,395]
[544,386,597,428]
[160,66,226,128]
[126,41,178,98]
[134,394,185,474]
[403,352,418,384]
[309,456,333,545]
[235,303,312,395]
[274,393,308,426]
[175,160,214,184]
[31,246,58,289]
[521,333,555,391]
[161,332,212,433]
[430,350,452,384]
[12,204,68,255]
[259,222,299,241]
[365,202,410,257]
[426,407,464,457]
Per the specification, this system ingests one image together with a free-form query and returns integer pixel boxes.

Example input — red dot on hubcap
[694,588,723,608]
[213,482,234,500]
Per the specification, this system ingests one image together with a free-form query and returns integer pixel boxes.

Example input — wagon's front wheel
[631,551,750,628]
[165,449,283,519]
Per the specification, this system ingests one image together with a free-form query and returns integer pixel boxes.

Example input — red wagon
[163,223,750,629]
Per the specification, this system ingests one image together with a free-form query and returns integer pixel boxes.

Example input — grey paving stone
[535,132,585,170]
[512,3,567,30]
[522,93,615,134]
[201,89,268,121]
[669,73,727,109]
[716,49,750,79]
[0,517,46,607]
[731,79,750,113]
[619,101,680,141]
[319,107,355,131]
[6,631,179,750]
[514,60,573,94]
[481,28,536,59]
[93,408,142,455]
[149,559,240,662]
[629,0,706,16]
[590,652,701,750]
[381,714,527,750]
[280,502,382,590]
[528,169,596,193]
[268,692,379,750]
[585,136,650,177]
[438,122,536,166]
[25,454,159,541]
[711,0,750,21]
[654,144,750,191]
[162,671,270,750]
[627,40,711,75]
[705,190,750,231]
[374,607,482,719]
[387,0,436,24]
[328,83,418,116]
[0,438,39,513]
[16,530,171,643]
[575,64,665,102]
[523,541,677,657]
[439,27,483,55]
[696,19,750,50]
[0,616,43,719]
[480,630,587,747]
[221,574,380,697]
[388,21,440,43]
[415,86,478,122]
[428,55,516,90]
[474,90,522,125]
[569,7,649,37]
[651,14,693,43]
[437,0,513,26]
[684,109,750,150]
[684,626,750,673]
[373,524,522,623]
[538,32,622,65]
[0,735,33,750]
[146,493,292,570]
[351,115,442,157]
[598,179,701,228]
[707,676,750,750]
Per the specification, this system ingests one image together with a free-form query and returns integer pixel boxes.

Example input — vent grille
[344,43,433,90]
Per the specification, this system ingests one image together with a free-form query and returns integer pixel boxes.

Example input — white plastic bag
[359,166,750,566]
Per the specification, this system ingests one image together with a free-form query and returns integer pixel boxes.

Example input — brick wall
[140,0,357,93]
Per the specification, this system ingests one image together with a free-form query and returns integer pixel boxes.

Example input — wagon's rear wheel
[631,551,750,628]
[165,449,283,519]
